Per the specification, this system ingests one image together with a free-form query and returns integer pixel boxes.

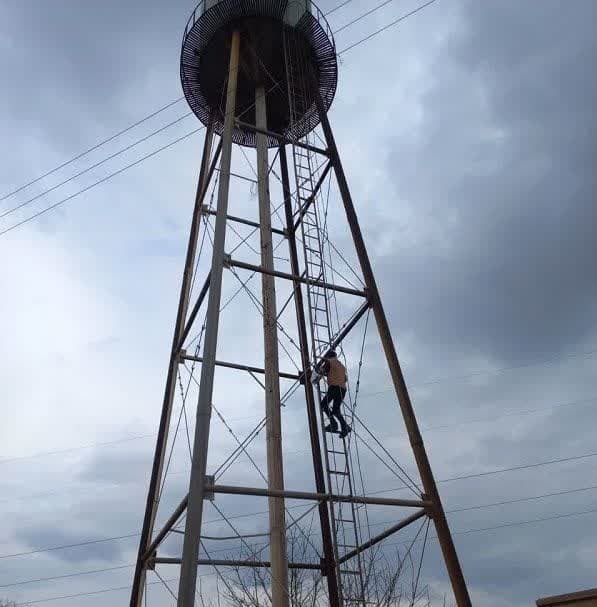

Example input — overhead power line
[0,532,139,561]
[2,399,596,505]
[0,0,439,238]
[0,97,184,203]
[359,348,597,400]
[0,564,132,589]
[0,112,193,219]
[0,127,202,237]
[0,0,357,208]
[334,0,397,35]
[325,0,358,16]
[370,449,597,497]
[13,576,180,606]
[5,504,597,596]
[338,0,439,55]
[3,447,597,561]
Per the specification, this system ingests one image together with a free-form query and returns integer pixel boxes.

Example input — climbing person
[313,350,351,439]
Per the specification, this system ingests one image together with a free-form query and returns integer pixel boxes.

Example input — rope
[209,502,274,603]
[411,518,431,607]
[153,569,177,602]
[352,408,422,495]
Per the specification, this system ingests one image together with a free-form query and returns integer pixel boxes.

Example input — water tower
[131,1,471,606]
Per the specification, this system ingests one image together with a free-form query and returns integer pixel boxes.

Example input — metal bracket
[147,551,157,571]
[223,253,232,269]
[205,475,215,501]
[200,204,210,215]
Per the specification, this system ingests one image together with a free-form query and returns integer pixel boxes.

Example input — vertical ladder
[283,27,369,607]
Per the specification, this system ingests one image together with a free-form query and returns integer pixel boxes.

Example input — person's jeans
[320,386,348,430]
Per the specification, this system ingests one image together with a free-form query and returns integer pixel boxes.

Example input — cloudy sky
[0,0,595,606]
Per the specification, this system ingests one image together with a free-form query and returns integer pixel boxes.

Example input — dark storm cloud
[13,524,126,564]
[2,1,595,605]
[0,0,194,156]
[380,0,597,366]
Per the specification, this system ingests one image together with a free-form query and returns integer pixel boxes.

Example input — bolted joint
[222,253,232,269]
[200,204,210,216]
[146,551,157,571]
[204,475,215,501]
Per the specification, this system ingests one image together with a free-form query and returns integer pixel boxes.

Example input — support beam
[315,94,472,607]
[205,483,430,509]
[293,161,332,232]
[338,509,428,565]
[330,301,371,354]
[178,272,211,351]
[228,258,367,298]
[130,115,217,607]
[177,30,241,607]
[155,557,322,571]
[236,119,329,156]
[202,207,286,236]
[255,83,290,607]
[180,353,300,381]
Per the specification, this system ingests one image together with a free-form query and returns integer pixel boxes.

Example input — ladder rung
[328,449,345,455]
[329,470,349,475]
[340,569,360,576]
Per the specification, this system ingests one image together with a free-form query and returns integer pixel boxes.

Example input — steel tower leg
[315,97,472,607]
[255,85,290,606]
[129,118,216,607]
[177,30,241,607]
[279,143,341,606]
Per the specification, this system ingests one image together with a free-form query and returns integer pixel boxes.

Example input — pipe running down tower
[131,2,471,606]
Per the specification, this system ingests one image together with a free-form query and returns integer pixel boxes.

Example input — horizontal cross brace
[205,483,429,509]
[180,353,300,381]
[153,557,322,571]
[228,258,368,298]
[338,509,428,565]
[202,207,286,236]
[215,168,257,184]
[142,484,427,564]
[235,120,329,156]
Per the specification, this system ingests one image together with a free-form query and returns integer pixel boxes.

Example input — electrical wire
[0,0,440,238]
[334,0,397,35]
[338,0,440,55]
[0,111,193,219]
[0,0,354,210]
[0,126,201,237]
[325,0,358,17]
[359,349,597,400]
[0,97,184,203]
[0,66,280,238]
[0,564,133,589]
[0,532,139,560]
[4,501,596,594]
[2,391,593,469]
